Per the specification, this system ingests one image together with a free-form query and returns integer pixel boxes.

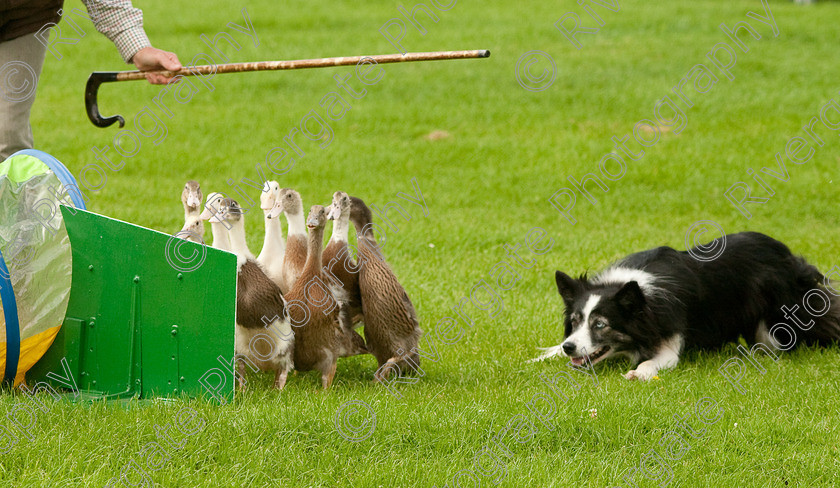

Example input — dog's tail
[793,259,840,346]
[527,344,565,363]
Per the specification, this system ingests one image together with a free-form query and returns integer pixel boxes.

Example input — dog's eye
[594,320,606,329]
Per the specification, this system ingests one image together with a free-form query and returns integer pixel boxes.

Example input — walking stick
[85,50,490,128]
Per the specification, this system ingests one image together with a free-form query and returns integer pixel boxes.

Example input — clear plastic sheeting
[0,165,73,384]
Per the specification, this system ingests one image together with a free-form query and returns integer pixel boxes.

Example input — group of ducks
[177,181,422,389]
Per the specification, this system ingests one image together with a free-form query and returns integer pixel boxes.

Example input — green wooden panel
[28,207,236,403]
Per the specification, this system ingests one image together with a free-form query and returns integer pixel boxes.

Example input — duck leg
[372,357,399,383]
[274,369,288,389]
[372,352,416,382]
[321,361,338,389]
[237,359,248,390]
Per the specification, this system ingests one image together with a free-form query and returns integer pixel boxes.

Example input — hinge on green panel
[170,324,180,394]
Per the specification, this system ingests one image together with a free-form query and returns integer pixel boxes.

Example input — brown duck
[270,188,307,291]
[179,180,204,243]
[286,205,367,389]
[349,196,422,380]
[324,191,364,332]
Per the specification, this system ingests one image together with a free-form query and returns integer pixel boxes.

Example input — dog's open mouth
[569,346,610,366]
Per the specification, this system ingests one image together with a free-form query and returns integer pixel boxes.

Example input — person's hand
[131,47,182,84]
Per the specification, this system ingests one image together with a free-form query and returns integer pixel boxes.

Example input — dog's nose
[562,342,576,355]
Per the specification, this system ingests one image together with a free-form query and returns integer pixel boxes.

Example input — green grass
[4,0,840,486]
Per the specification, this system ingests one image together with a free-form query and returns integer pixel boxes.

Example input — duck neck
[286,210,307,237]
[263,212,286,255]
[351,215,377,246]
[229,219,253,258]
[329,213,350,244]
[210,221,230,251]
[304,225,325,274]
[351,215,384,260]
[184,206,199,223]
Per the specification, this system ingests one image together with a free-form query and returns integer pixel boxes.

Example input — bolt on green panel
[28,206,236,404]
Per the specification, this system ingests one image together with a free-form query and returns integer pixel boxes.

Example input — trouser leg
[0,33,49,160]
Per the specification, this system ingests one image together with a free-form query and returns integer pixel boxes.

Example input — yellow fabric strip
[0,325,61,387]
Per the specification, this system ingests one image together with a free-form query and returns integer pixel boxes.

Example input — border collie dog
[534,232,840,380]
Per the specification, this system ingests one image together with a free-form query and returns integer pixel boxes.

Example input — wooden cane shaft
[114,50,490,82]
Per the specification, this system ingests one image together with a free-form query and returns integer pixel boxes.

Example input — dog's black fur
[535,232,840,380]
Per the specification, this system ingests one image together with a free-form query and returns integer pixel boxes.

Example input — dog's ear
[615,281,645,312]
[555,271,582,306]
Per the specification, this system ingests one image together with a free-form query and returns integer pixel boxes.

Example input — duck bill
[198,206,213,221]
[268,204,283,220]
[326,204,340,221]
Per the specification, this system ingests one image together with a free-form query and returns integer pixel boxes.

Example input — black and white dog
[533,232,840,380]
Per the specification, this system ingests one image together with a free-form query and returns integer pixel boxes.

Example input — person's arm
[80,0,181,84]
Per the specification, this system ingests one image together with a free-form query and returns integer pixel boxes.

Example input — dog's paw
[624,367,657,381]
[623,370,641,380]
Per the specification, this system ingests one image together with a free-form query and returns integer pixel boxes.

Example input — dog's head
[554,270,647,366]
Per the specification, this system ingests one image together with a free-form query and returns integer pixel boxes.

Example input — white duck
[199,192,232,251]
[256,181,287,291]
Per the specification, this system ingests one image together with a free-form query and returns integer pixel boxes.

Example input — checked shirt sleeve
[81,0,152,63]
